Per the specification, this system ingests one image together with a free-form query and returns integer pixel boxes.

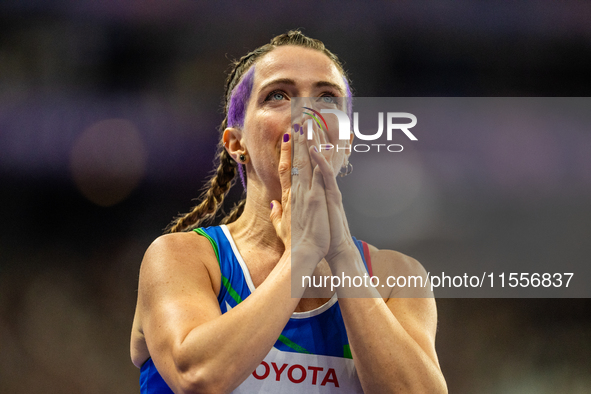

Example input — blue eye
[267,91,286,101]
[320,95,337,104]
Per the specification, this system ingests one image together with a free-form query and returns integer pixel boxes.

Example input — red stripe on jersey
[361,241,373,277]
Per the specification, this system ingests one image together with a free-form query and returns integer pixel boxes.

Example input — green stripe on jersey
[343,344,352,359]
[278,334,311,354]
[194,228,220,264]
[222,276,243,304]
[194,228,242,306]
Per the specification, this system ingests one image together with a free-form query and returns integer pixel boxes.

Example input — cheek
[246,116,281,147]
[243,113,290,167]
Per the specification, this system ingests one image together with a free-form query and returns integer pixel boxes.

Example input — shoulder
[138,230,222,300]
[142,231,217,272]
[364,243,431,297]
[366,243,426,276]
[145,230,211,260]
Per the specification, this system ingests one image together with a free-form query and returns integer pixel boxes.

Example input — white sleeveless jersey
[233,348,363,393]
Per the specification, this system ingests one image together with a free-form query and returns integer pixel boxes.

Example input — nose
[291,98,311,120]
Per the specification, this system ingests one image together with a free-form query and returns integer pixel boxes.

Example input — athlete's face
[236,45,350,193]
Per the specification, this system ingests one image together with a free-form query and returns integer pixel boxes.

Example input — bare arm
[331,248,447,393]
[307,140,447,393]
[137,233,314,394]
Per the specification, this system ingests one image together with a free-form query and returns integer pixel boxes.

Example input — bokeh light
[70,119,147,207]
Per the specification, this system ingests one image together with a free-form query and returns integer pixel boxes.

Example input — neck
[226,191,285,255]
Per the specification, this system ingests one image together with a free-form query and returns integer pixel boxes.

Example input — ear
[223,127,247,162]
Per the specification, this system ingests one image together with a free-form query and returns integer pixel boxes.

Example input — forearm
[339,297,446,393]
[165,250,316,393]
[329,251,447,394]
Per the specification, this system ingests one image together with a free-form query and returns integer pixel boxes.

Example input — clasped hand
[270,124,356,270]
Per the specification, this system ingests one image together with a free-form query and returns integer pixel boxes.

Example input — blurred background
[1,1,590,393]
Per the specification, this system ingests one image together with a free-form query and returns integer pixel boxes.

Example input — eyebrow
[258,78,345,96]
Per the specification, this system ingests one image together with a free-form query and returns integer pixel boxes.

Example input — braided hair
[166,30,351,233]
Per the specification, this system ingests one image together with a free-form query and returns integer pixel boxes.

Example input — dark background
[1,1,590,392]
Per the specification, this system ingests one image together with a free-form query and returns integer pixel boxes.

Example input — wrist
[325,241,358,265]
[326,246,365,273]
[290,247,324,289]
[291,244,324,264]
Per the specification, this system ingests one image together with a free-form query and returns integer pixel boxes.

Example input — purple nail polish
[314,146,318,152]
[283,133,290,142]
[270,202,274,209]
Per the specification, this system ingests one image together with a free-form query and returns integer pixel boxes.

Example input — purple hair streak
[227,66,255,190]
[228,66,255,128]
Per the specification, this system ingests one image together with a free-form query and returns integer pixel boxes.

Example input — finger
[309,146,327,193]
[293,121,314,186]
[269,200,283,234]
[305,118,333,164]
[310,145,340,202]
[307,122,322,156]
[278,132,292,197]
[310,145,334,180]
[310,146,351,234]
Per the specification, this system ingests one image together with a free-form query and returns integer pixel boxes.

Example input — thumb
[269,200,283,233]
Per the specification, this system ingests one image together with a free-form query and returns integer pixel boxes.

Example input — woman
[130,30,447,393]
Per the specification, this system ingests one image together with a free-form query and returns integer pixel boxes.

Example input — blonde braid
[166,147,237,232]
[220,199,247,225]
